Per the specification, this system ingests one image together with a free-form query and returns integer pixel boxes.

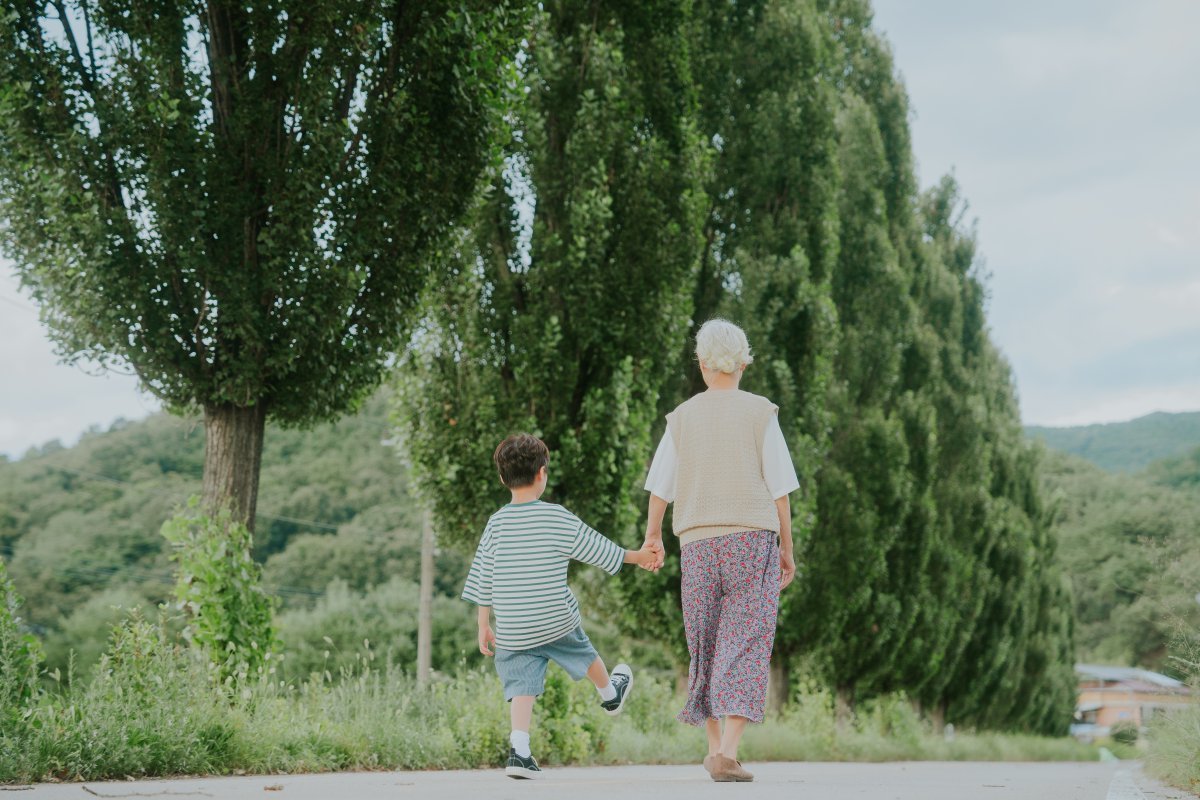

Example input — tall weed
[161,498,280,685]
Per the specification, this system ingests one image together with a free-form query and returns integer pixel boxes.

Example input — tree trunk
[930,700,947,733]
[768,652,789,713]
[417,508,435,687]
[202,403,267,530]
[835,683,854,731]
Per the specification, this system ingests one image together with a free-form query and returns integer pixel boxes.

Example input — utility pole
[417,508,435,687]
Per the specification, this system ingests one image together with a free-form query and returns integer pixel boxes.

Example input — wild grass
[0,617,1102,783]
[1146,696,1200,792]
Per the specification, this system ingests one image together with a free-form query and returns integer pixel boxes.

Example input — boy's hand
[478,624,496,656]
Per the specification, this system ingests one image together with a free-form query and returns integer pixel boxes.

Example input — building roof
[1076,663,1186,690]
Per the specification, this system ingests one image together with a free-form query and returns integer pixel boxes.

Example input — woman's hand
[780,549,796,590]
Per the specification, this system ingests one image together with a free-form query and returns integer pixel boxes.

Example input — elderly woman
[642,319,798,783]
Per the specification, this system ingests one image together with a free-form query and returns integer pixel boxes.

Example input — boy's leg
[586,657,617,701]
[510,695,535,757]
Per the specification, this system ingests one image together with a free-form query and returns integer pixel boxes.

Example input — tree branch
[50,0,95,93]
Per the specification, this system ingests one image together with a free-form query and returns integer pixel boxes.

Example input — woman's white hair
[695,318,753,374]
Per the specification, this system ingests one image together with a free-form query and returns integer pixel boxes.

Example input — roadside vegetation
[0,607,1100,784]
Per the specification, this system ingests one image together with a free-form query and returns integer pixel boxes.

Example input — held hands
[638,537,666,572]
[478,623,496,657]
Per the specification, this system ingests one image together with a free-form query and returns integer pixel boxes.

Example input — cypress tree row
[401,0,1076,734]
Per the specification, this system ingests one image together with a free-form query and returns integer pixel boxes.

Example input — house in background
[1071,663,1193,741]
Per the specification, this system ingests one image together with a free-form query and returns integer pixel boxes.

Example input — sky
[2,0,1199,458]
[870,0,1200,426]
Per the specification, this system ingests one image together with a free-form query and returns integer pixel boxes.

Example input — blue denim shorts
[493,625,600,700]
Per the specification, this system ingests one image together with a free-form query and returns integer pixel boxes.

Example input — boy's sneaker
[600,663,633,716]
[505,748,543,780]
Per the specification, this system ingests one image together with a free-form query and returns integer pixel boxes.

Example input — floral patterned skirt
[677,529,780,726]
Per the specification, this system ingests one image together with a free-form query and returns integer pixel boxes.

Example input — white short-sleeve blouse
[644,414,800,502]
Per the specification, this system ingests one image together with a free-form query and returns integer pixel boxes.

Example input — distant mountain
[1026,411,1200,473]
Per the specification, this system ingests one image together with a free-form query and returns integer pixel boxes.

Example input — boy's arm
[477,605,496,656]
[567,516,631,575]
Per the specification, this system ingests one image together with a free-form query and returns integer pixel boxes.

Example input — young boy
[462,433,661,780]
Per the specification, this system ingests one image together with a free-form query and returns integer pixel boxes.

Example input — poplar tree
[0,0,524,527]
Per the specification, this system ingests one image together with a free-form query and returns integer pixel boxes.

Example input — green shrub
[161,497,280,684]
[1111,720,1139,745]
[3,612,238,782]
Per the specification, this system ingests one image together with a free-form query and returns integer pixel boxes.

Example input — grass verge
[0,619,1103,782]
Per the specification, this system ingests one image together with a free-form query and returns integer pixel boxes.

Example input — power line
[0,292,37,314]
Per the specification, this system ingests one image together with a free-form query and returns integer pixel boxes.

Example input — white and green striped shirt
[461,500,626,650]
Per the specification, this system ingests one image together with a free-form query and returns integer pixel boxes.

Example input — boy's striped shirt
[461,500,625,650]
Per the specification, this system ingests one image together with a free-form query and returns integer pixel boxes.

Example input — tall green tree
[0,0,525,527]
[615,0,843,674]
[398,1,707,553]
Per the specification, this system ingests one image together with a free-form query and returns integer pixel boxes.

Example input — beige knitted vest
[666,389,781,546]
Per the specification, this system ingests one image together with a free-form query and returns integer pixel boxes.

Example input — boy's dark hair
[493,433,549,488]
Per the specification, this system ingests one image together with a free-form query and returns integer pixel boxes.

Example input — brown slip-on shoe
[709,754,754,782]
[703,755,716,775]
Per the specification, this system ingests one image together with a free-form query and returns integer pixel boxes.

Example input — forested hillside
[0,391,483,678]
[1027,412,1200,473]
[1042,445,1200,677]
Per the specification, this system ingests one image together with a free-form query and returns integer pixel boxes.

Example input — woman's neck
[704,373,741,391]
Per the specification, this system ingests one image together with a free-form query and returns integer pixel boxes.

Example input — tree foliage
[398,0,708,552]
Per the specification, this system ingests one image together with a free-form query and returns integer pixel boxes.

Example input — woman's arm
[642,429,675,571]
[643,494,668,570]
[776,494,796,589]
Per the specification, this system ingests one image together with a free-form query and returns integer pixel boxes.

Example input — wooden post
[417,508,434,687]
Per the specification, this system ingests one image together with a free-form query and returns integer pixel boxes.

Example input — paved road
[10,761,1196,800]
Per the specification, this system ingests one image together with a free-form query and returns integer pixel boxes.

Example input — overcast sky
[2,0,1198,459]
[871,0,1200,427]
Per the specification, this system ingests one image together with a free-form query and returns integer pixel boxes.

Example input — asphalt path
[8,761,1197,800]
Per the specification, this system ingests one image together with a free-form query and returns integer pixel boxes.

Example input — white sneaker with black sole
[600,663,633,716]
[505,748,543,780]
